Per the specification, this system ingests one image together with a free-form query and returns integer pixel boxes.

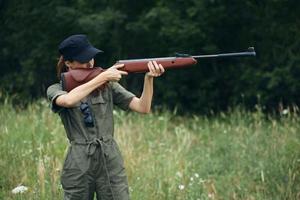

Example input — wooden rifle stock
[61,47,256,92]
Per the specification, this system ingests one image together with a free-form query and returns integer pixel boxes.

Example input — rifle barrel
[192,47,256,59]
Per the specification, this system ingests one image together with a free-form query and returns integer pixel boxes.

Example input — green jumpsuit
[47,81,135,200]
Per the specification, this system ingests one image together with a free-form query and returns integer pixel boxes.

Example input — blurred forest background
[1,0,300,114]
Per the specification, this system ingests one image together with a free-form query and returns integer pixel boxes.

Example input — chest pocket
[90,91,108,116]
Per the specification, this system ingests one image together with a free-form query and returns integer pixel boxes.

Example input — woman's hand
[101,64,128,82]
[128,61,165,113]
[146,61,165,77]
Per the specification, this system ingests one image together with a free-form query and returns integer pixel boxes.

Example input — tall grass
[0,99,299,199]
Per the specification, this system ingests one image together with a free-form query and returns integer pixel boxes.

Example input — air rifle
[61,47,256,92]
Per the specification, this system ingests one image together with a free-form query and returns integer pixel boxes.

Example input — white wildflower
[199,178,205,183]
[190,177,194,181]
[129,186,133,192]
[282,109,289,115]
[176,171,183,178]
[178,184,185,190]
[12,185,28,194]
[194,173,199,178]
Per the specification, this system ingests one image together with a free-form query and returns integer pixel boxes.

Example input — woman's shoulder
[46,82,64,94]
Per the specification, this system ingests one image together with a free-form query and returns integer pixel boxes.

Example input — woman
[47,34,164,200]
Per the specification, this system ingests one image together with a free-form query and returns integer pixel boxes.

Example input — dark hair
[56,56,69,80]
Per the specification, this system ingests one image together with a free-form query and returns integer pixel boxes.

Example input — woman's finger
[152,61,160,76]
[112,64,125,69]
[159,64,165,74]
[148,61,155,74]
[153,61,160,70]
[119,70,128,75]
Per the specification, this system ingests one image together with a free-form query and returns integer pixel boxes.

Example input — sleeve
[110,82,136,110]
[46,83,68,113]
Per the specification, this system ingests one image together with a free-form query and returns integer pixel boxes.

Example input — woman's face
[65,58,94,69]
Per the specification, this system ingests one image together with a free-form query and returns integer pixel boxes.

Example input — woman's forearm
[56,73,107,107]
[139,75,154,112]
[129,61,164,113]
[129,75,154,113]
[56,64,127,107]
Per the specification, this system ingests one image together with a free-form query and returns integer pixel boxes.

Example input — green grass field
[0,99,299,200]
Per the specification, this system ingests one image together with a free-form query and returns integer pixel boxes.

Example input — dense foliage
[1,0,300,113]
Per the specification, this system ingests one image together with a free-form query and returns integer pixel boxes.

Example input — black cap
[58,34,103,63]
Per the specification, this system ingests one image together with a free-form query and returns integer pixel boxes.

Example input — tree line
[1,0,299,114]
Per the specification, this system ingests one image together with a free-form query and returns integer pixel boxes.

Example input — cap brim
[74,46,103,63]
